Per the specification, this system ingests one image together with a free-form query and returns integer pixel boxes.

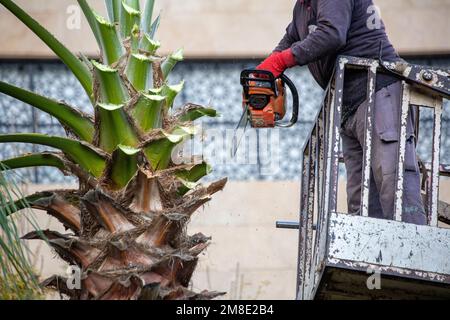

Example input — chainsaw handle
[240,69,278,95]
[277,74,299,128]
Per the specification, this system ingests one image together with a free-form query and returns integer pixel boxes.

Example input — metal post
[310,88,332,299]
[327,58,345,214]
[276,221,300,229]
[309,87,336,299]
[429,99,443,226]
[360,62,378,217]
[394,82,411,222]
[304,127,317,298]
[296,140,311,299]
[312,110,325,263]
[316,104,326,236]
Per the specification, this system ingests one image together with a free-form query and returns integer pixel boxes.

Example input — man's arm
[257,0,354,77]
[274,22,300,52]
[255,4,300,78]
[292,0,354,65]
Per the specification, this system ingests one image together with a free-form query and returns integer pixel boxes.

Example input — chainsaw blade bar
[231,104,250,157]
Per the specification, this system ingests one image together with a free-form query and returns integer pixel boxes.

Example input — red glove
[256,49,297,78]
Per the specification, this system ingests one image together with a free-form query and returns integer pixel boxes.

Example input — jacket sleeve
[291,0,354,66]
[274,22,300,52]
[273,2,301,52]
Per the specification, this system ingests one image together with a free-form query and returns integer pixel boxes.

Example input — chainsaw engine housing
[241,69,299,128]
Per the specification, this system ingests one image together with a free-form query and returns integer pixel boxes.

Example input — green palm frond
[0,0,93,99]
[0,163,43,300]
[0,81,95,142]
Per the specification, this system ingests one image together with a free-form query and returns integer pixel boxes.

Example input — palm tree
[0,0,226,300]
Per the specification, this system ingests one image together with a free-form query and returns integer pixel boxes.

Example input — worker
[256,0,426,225]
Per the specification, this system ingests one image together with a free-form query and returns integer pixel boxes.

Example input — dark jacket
[275,0,400,124]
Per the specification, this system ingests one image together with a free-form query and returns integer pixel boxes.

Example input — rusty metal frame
[287,55,450,300]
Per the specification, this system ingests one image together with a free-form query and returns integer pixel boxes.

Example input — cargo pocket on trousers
[375,87,399,136]
[379,130,417,176]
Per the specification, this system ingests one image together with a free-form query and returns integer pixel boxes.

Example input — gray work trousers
[341,81,427,225]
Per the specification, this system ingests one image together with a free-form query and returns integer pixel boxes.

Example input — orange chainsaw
[232,69,299,155]
[240,69,299,128]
